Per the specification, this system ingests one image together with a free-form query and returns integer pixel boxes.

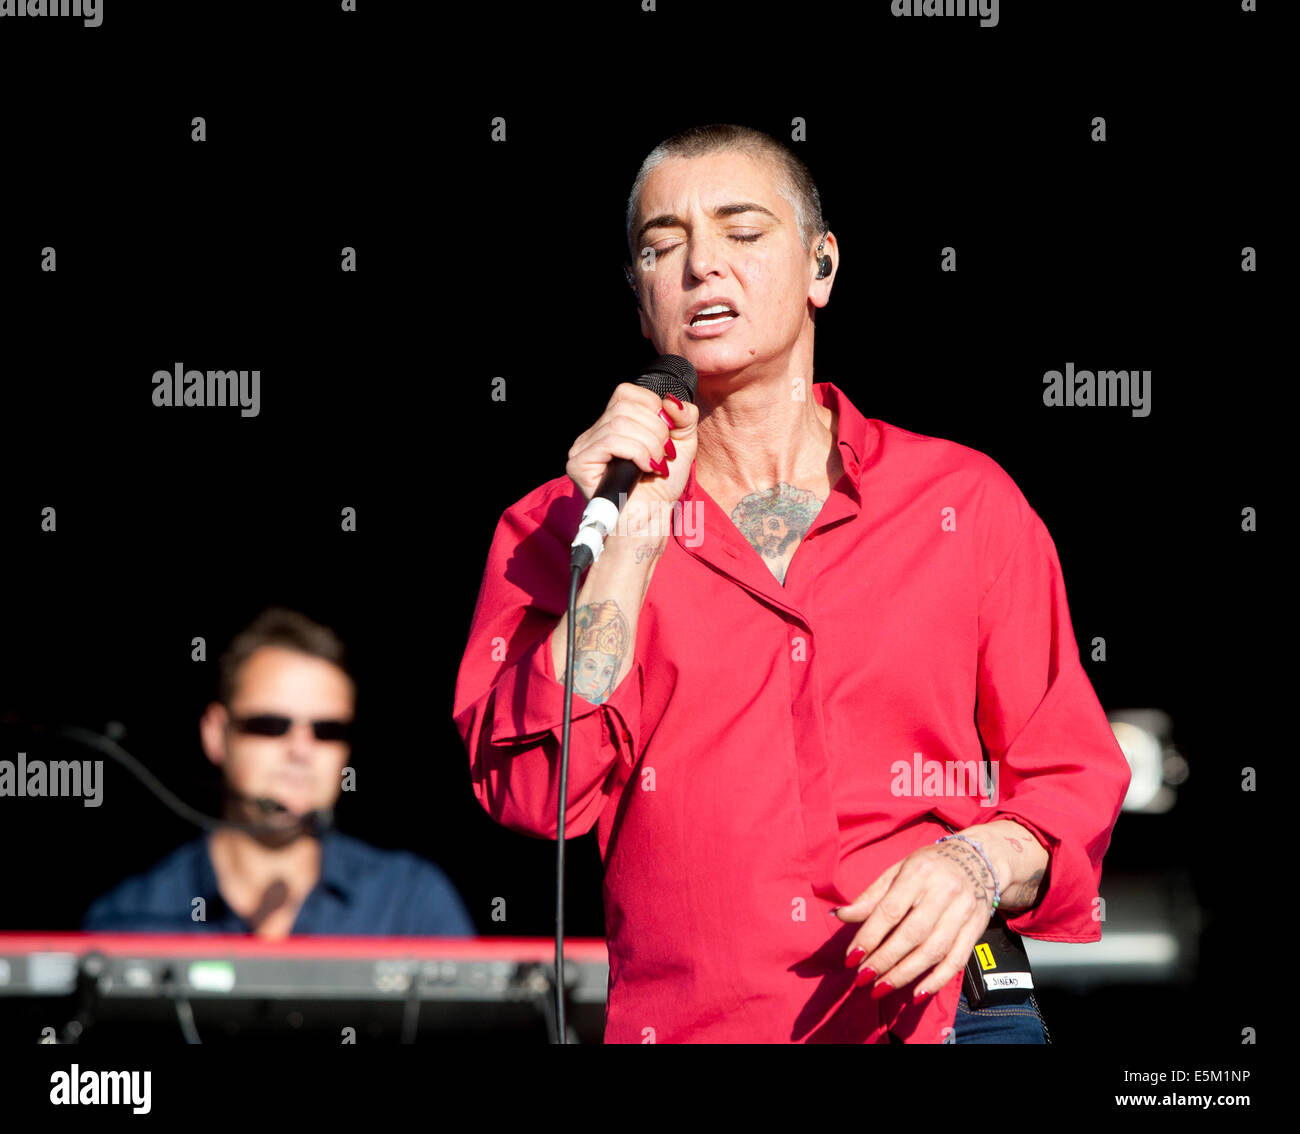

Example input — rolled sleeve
[489,614,643,760]
[453,487,644,840]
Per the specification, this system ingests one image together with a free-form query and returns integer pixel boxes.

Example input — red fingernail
[649,457,669,476]
[844,947,866,969]
[658,409,674,426]
[869,981,893,1000]
[665,394,684,411]
[852,966,877,989]
[664,438,676,460]
[913,988,932,1003]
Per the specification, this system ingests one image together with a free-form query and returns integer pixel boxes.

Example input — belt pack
[963,914,1035,1009]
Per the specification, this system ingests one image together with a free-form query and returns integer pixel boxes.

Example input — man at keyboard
[83,608,475,939]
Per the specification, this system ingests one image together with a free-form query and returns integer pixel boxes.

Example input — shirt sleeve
[81,890,119,931]
[80,877,190,934]
[974,509,1132,942]
[403,861,478,937]
[451,486,644,841]
[80,869,160,932]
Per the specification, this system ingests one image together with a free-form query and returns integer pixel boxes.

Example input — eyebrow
[635,202,781,249]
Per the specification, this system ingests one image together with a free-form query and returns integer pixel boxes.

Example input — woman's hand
[565,384,699,515]
[832,837,997,1004]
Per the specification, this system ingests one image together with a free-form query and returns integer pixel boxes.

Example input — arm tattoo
[1001,868,1046,911]
[730,483,823,580]
[570,600,629,706]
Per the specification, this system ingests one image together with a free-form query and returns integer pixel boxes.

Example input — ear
[199,701,229,768]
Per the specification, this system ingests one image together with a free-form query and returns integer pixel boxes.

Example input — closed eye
[652,233,763,255]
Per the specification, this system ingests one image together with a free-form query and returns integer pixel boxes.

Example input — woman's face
[631,149,827,381]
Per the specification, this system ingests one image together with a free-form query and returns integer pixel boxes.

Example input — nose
[284,721,318,761]
[686,229,729,282]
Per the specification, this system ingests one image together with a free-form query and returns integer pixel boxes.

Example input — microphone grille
[637,354,698,404]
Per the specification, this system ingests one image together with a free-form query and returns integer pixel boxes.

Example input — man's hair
[217,607,351,705]
[625,124,826,260]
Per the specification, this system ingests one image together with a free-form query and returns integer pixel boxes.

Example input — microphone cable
[553,562,584,1044]
[554,354,697,1044]
[52,722,330,836]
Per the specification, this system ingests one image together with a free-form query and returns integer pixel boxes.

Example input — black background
[0,0,1281,1073]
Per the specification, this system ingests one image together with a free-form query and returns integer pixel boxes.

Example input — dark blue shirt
[81,828,476,936]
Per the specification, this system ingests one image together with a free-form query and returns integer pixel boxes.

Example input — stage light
[1107,709,1185,814]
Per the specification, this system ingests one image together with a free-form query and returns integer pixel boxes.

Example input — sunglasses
[230,714,354,743]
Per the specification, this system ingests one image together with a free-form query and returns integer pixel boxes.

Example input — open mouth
[689,303,739,327]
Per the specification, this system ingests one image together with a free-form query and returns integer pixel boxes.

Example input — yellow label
[975,943,997,970]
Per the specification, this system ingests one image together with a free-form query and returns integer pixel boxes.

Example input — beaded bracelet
[935,834,1001,910]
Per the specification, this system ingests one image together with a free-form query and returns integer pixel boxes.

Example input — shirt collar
[315,827,353,898]
[199,826,354,905]
[814,380,872,490]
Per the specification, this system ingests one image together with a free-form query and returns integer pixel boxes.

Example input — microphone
[231,788,334,834]
[220,785,330,837]
[570,355,698,571]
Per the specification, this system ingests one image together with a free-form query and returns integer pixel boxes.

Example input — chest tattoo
[729,483,824,581]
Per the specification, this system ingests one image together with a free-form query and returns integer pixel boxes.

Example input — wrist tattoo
[936,841,994,909]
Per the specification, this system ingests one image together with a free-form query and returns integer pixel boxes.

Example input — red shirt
[453,381,1131,1043]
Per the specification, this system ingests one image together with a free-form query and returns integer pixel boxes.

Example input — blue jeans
[944,991,1049,1044]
